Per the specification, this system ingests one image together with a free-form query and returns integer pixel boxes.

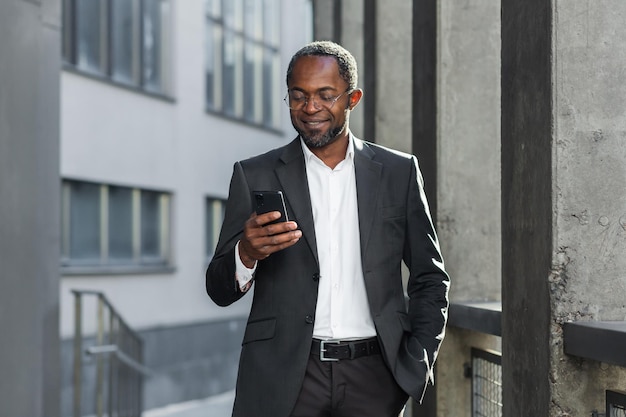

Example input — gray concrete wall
[435,1,502,415]
[0,0,61,416]
[339,0,365,139]
[550,2,626,414]
[311,0,365,139]
[372,1,412,153]
[312,0,336,41]
[437,0,501,302]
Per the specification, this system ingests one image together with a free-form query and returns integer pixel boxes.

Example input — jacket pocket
[242,317,276,345]
[397,311,411,333]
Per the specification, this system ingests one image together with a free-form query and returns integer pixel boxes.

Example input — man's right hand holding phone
[238,211,302,269]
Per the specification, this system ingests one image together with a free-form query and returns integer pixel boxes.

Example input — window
[206,197,226,259]
[205,0,281,129]
[62,0,172,95]
[61,180,172,272]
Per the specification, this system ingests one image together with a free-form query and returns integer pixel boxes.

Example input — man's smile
[301,119,330,127]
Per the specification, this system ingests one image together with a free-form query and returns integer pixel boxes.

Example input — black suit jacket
[206,136,449,417]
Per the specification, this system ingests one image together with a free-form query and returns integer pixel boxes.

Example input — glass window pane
[108,186,133,262]
[244,0,262,40]
[140,191,160,258]
[218,0,243,31]
[244,42,262,123]
[205,18,216,109]
[232,0,244,31]
[263,48,280,128]
[263,0,279,46]
[222,28,236,116]
[69,182,101,262]
[111,0,137,85]
[76,0,104,74]
[206,199,225,258]
[143,0,169,93]
[206,200,215,258]
[206,0,221,18]
[206,0,280,125]
[243,42,254,122]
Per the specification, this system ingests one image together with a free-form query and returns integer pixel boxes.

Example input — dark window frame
[204,0,282,131]
[62,0,172,97]
[61,179,173,275]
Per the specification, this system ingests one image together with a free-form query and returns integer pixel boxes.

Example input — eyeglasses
[283,89,351,111]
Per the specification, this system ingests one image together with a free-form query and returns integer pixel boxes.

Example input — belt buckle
[319,339,340,362]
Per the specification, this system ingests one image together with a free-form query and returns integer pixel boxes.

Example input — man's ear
[348,88,363,110]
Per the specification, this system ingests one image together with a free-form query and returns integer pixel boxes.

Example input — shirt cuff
[235,241,257,292]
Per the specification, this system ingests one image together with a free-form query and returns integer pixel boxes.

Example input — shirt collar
[300,133,355,166]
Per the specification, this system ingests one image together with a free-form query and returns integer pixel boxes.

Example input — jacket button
[312,273,320,282]
[305,315,314,324]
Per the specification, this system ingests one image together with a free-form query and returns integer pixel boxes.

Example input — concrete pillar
[339,0,364,139]
[312,0,336,41]
[549,1,626,414]
[0,0,61,416]
[503,1,626,414]
[433,0,502,415]
[437,0,501,301]
[371,0,412,152]
[310,1,365,138]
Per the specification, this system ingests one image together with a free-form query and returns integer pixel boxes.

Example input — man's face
[286,55,353,149]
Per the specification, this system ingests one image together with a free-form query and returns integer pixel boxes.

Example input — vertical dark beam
[333,0,342,42]
[412,2,437,416]
[107,0,113,77]
[311,0,317,39]
[411,0,437,225]
[501,0,552,415]
[363,0,376,142]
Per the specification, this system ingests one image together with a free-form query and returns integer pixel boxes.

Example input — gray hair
[286,41,358,90]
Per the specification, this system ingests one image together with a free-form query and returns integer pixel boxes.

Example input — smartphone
[252,190,289,224]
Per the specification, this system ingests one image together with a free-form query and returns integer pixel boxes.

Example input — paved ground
[143,391,235,417]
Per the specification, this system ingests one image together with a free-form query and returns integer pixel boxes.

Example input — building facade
[58,0,313,412]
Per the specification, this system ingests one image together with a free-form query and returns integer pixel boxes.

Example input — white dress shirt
[235,135,376,340]
[302,136,376,339]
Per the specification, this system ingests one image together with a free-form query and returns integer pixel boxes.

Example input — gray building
[2,0,313,415]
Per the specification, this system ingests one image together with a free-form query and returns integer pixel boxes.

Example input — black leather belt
[311,337,380,361]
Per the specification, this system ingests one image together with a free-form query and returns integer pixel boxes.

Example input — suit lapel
[275,138,319,266]
[353,138,382,260]
[274,137,381,267]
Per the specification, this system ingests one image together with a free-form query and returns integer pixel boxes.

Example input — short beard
[297,119,347,149]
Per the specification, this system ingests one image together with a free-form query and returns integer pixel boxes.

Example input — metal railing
[471,348,502,417]
[607,390,626,417]
[72,290,150,417]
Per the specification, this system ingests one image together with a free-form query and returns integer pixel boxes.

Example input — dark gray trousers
[290,351,409,417]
